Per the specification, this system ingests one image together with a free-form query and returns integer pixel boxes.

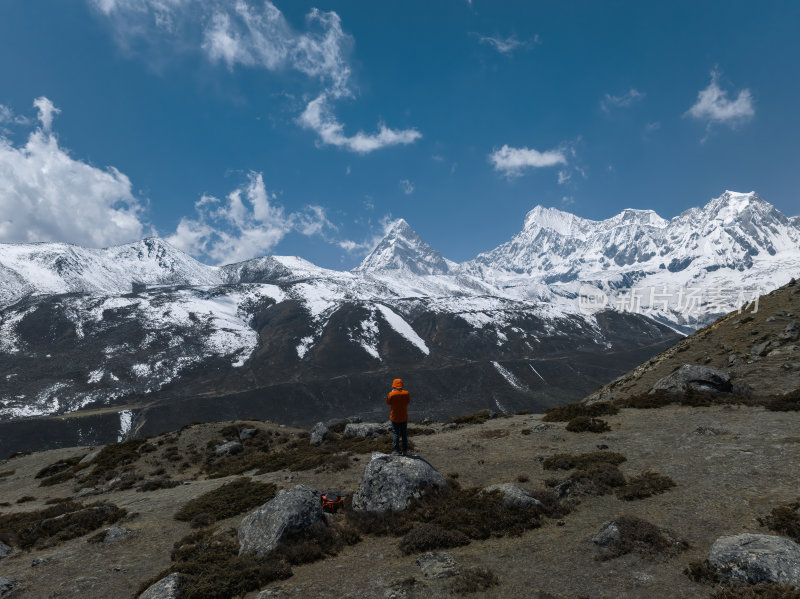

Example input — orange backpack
[321,491,344,513]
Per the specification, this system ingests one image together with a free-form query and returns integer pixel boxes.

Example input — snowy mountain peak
[355,219,453,275]
[608,208,668,228]
[522,206,586,235]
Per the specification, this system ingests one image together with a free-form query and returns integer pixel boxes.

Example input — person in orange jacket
[386,378,411,455]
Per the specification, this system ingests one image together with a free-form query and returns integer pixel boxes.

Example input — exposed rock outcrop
[708,533,800,584]
[309,422,329,446]
[352,454,445,513]
[138,572,183,599]
[481,483,541,509]
[214,441,243,457]
[650,364,732,394]
[343,423,390,439]
[238,484,323,557]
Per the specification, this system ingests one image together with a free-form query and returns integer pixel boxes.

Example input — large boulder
[0,577,16,596]
[238,484,323,557]
[592,521,622,547]
[650,364,732,395]
[708,533,800,585]
[352,454,446,513]
[138,572,182,599]
[0,541,11,559]
[214,441,243,457]
[309,422,329,446]
[481,483,541,509]
[343,422,390,439]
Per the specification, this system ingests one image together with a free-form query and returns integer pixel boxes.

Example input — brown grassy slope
[585,278,800,403]
[1,407,800,598]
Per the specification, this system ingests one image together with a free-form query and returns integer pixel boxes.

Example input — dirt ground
[1,405,799,599]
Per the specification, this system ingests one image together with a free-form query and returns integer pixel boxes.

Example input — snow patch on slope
[376,304,429,355]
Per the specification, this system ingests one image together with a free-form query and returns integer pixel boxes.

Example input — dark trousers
[391,420,408,454]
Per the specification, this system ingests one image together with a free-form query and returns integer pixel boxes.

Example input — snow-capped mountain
[0,190,797,454]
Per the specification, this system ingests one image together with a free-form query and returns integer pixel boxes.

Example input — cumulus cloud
[489,144,567,177]
[0,98,148,247]
[298,94,421,154]
[89,0,420,153]
[399,179,414,195]
[337,215,394,256]
[600,88,644,111]
[167,171,334,264]
[477,34,539,55]
[686,69,754,127]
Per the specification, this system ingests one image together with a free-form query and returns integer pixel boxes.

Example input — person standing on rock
[387,378,411,456]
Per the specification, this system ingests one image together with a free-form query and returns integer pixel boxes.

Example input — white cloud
[561,196,575,206]
[298,94,421,154]
[601,88,644,111]
[399,179,414,195]
[478,34,538,55]
[337,215,394,256]
[489,144,567,177]
[557,170,570,185]
[89,0,420,153]
[686,69,754,127]
[167,171,334,264]
[644,121,661,133]
[0,98,148,247]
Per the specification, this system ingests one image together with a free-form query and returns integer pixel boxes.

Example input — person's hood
[392,378,404,389]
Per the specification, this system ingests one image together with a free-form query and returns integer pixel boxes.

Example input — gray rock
[238,484,322,557]
[138,572,183,599]
[0,577,17,596]
[352,454,446,513]
[553,479,575,499]
[780,321,800,341]
[343,422,389,439]
[695,426,725,436]
[442,423,457,430]
[708,533,800,584]
[0,541,11,559]
[31,557,48,567]
[751,341,771,356]
[103,524,130,543]
[79,448,102,465]
[74,487,103,498]
[481,483,541,509]
[532,423,555,432]
[309,422,329,446]
[214,441,243,457]
[416,551,458,579]
[593,521,622,547]
[650,364,732,394]
[238,428,257,441]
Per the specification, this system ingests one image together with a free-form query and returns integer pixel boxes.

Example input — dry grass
[174,478,277,525]
[450,566,500,594]
[399,523,469,554]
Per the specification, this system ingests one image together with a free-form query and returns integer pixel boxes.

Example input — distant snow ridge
[355,219,455,276]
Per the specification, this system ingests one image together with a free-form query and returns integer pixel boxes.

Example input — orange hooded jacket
[386,378,410,423]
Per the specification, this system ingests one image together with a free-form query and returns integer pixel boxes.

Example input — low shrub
[570,462,627,496]
[399,523,469,554]
[597,515,686,560]
[766,389,800,412]
[16,495,36,504]
[684,559,722,583]
[446,410,492,426]
[137,478,181,492]
[92,439,148,474]
[542,451,627,471]
[542,401,618,422]
[0,500,126,550]
[0,469,15,478]
[450,566,500,594]
[36,457,82,479]
[565,416,610,433]
[174,478,277,523]
[758,500,800,542]
[615,471,677,501]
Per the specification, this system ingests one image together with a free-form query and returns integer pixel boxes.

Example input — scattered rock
[553,479,575,500]
[708,533,800,584]
[31,557,48,567]
[593,521,622,547]
[416,552,458,579]
[79,449,101,465]
[650,364,732,394]
[531,423,555,432]
[103,524,130,543]
[383,577,417,599]
[632,571,653,584]
[695,426,725,436]
[214,441,243,457]
[481,483,541,509]
[138,572,183,599]
[751,341,770,357]
[256,590,284,598]
[238,484,323,557]
[0,577,17,596]
[0,541,11,560]
[309,422,329,446]
[352,454,446,513]
[442,423,457,431]
[343,422,389,439]
[781,321,800,342]
[238,428,257,441]
[74,487,103,499]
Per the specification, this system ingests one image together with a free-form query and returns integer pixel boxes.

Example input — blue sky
[0,1,798,267]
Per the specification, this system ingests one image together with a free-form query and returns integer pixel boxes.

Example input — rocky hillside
[585,277,800,403]
[1,399,800,598]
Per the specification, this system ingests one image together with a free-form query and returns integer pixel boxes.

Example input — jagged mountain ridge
[0,190,797,453]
